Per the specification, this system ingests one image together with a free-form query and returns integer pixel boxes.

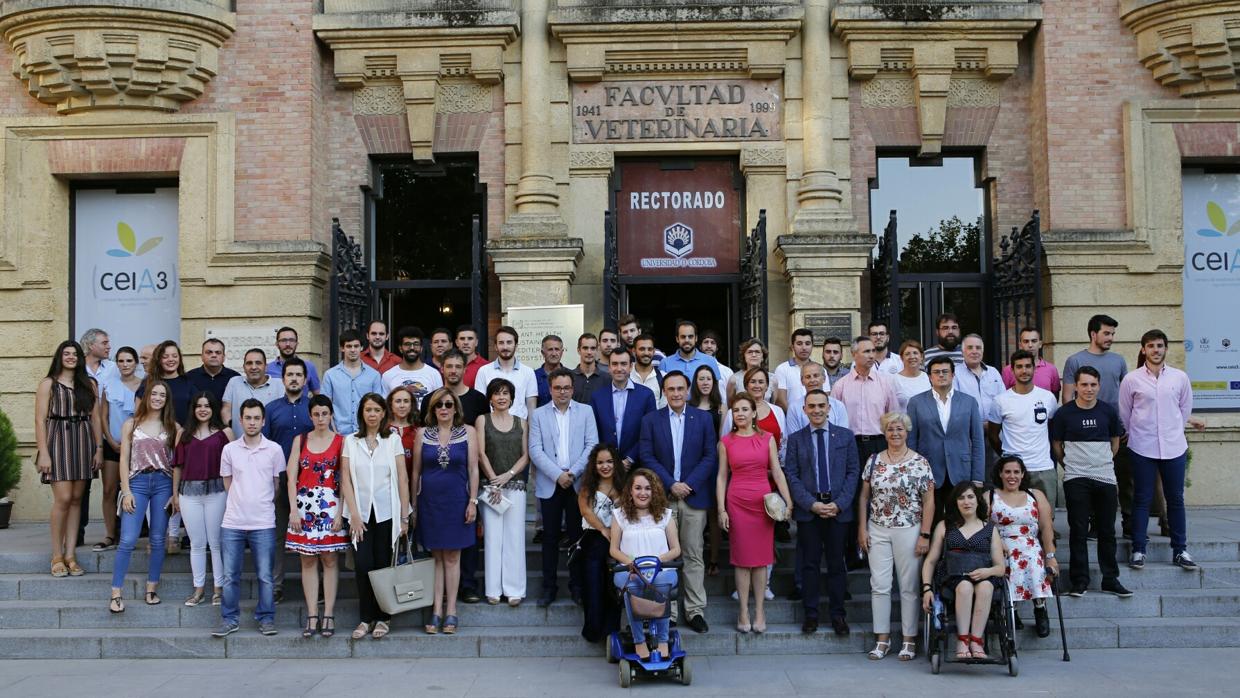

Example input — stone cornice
[832,4,1039,155]
[0,1,235,113]
[1121,0,1240,97]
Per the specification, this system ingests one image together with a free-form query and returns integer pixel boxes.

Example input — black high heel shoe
[303,615,319,638]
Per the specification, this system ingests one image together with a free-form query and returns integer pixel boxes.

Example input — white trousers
[867,523,922,639]
[179,491,227,588]
[482,489,527,600]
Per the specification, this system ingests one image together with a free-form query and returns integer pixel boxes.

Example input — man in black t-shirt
[1051,366,1131,598]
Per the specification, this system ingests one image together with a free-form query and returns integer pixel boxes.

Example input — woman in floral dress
[286,394,350,638]
[990,455,1059,638]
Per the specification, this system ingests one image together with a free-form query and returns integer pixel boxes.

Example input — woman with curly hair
[578,443,627,642]
[990,455,1058,638]
[609,468,681,661]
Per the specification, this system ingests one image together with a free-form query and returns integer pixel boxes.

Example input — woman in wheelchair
[609,468,681,662]
[921,483,1008,660]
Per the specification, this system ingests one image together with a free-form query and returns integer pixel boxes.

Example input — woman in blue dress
[412,387,479,635]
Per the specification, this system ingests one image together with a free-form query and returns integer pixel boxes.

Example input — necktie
[815,428,830,493]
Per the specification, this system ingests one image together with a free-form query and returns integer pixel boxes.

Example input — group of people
[33,309,1203,657]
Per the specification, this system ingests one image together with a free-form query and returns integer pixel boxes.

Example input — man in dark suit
[784,389,859,635]
[906,354,986,522]
[589,348,656,469]
[639,370,718,634]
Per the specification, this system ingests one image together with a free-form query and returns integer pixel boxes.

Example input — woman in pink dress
[716,393,792,634]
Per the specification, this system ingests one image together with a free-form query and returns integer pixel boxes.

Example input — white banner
[505,304,584,371]
[73,188,180,354]
[1181,170,1240,410]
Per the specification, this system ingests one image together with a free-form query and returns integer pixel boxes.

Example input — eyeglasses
[434,401,456,409]
[929,369,953,376]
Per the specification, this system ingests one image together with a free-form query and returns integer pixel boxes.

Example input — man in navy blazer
[638,370,718,633]
[906,355,985,522]
[529,368,600,607]
[784,389,860,635]
[589,348,656,468]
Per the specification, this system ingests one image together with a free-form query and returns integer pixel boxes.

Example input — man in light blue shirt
[659,320,721,380]
[785,361,851,434]
[320,329,383,435]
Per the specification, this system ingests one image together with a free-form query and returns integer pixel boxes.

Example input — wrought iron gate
[740,209,768,346]
[330,218,371,364]
[870,210,900,338]
[603,210,620,331]
[991,211,1043,367]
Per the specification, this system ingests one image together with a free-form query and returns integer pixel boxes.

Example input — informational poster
[206,326,282,369]
[73,187,180,354]
[1181,170,1240,410]
[505,304,584,371]
[616,160,742,276]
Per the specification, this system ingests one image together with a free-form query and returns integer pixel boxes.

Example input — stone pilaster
[775,233,874,344]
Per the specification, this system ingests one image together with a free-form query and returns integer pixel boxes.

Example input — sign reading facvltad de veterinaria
[572,79,783,144]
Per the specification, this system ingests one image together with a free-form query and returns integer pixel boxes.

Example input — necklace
[885,447,910,462]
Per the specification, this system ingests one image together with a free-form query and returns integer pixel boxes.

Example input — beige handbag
[368,536,435,616]
[763,492,789,522]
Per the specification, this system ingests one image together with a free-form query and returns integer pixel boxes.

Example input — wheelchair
[923,560,1019,676]
[605,556,691,688]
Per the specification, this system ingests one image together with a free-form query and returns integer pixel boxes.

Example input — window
[869,156,986,274]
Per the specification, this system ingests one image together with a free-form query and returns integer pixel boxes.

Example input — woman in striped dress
[34,341,103,577]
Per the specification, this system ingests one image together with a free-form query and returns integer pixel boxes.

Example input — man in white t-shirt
[987,350,1060,505]
[381,326,443,411]
[774,327,815,412]
[473,325,538,419]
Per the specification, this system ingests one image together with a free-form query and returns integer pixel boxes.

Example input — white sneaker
[731,590,739,601]
[764,587,775,600]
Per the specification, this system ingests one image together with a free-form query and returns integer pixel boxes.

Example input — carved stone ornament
[739,146,786,174]
[568,148,614,174]
[436,82,491,114]
[353,84,404,115]
[1122,0,1240,97]
[0,3,235,113]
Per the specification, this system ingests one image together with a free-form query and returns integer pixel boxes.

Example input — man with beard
[619,314,666,366]
[361,320,401,375]
[428,327,453,373]
[631,333,666,408]
[598,327,621,359]
[455,325,489,388]
[821,337,850,386]
[262,357,313,600]
[699,330,733,387]
[534,334,563,407]
[571,333,608,404]
[381,326,443,412]
[421,350,488,425]
[660,320,721,381]
[474,325,539,419]
[921,313,964,368]
[266,327,321,394]
[868,322,903,375]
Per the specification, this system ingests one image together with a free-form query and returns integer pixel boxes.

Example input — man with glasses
[868,322,903,375]
[922,313,964,368]
[266,327,321,394]
[907,355,985,521]
[382,326,443,412]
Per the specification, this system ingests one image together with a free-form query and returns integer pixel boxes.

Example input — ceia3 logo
[95,221,175,296]
[107,222,163,257]
[664,222,694,258]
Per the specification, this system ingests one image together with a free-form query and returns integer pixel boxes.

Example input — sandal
[955,634,971,660]
[898,641,917,661]
[707,562,720,577]
[425,614,441,634]
[92,537,116,552]
[371,620,390,639]
[50,557,68,578]
[868,640,891,660]
[351,622,371,640]
[486,597,500,605]
[507,597,522,607]
[65,557,85,577]
[211,590,222,606]
[303,615,319,639]
[184,590,206,607]
[320,616,335,638]
[145,590,161,605]
[969,635,987,660]
[108,594,125,614]
[442,615,458,634]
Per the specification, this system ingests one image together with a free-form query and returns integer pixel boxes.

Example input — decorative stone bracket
[315,26,515,161]
[1122,0,1240,98]
[550,22,801,82]
[833,6,1038,155]
[0,2,235,113]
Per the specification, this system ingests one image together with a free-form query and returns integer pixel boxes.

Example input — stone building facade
[1,0,1237,520]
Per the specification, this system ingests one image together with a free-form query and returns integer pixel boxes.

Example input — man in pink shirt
[212,398,286,638]
[830,336,899,568]
[1001,327,1061,395]
[1117,329,1206,572]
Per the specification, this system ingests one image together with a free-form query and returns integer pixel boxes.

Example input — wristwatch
[1045,552,1056,559]
[919,531,931,540]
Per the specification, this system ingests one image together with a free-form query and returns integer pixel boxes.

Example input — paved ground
[0,649,1235,696]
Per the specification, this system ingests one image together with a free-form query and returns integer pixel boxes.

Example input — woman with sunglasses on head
[412,387,480,635]
[339,393,409,640]
[173,391,234,608]
[476,378,530,606]
[94,346,142,553]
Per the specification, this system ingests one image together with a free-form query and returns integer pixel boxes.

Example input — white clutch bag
[477,486,511,514]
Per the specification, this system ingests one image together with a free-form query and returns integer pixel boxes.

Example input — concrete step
[1,614,1236,660]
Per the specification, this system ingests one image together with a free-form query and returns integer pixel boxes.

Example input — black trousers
[580,529,619,642]
[354,515,394,624]
[1065,478,1120,588]
[539,485,582,597]
[798,515,848,620]
[459,536,480,593]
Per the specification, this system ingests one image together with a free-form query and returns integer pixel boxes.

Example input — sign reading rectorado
[572,79,782,143]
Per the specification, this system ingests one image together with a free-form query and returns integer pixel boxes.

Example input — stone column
[565,148,614,324]
[491,0,581,314]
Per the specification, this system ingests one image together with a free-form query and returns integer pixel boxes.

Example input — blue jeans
[221,527,276,626]
[111,471,173,588]
[613,569,677,646]
[1131,452,1187,555]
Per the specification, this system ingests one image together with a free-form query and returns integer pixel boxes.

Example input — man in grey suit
[906,355,986,521]
[529,368,599,607]
[784,389,860,636]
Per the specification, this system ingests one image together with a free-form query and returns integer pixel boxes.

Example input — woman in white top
[891,340,932,410]
[578,444,627,642]
[339,393,409,641]
[609,468,681,661]
[727,339,772,401]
